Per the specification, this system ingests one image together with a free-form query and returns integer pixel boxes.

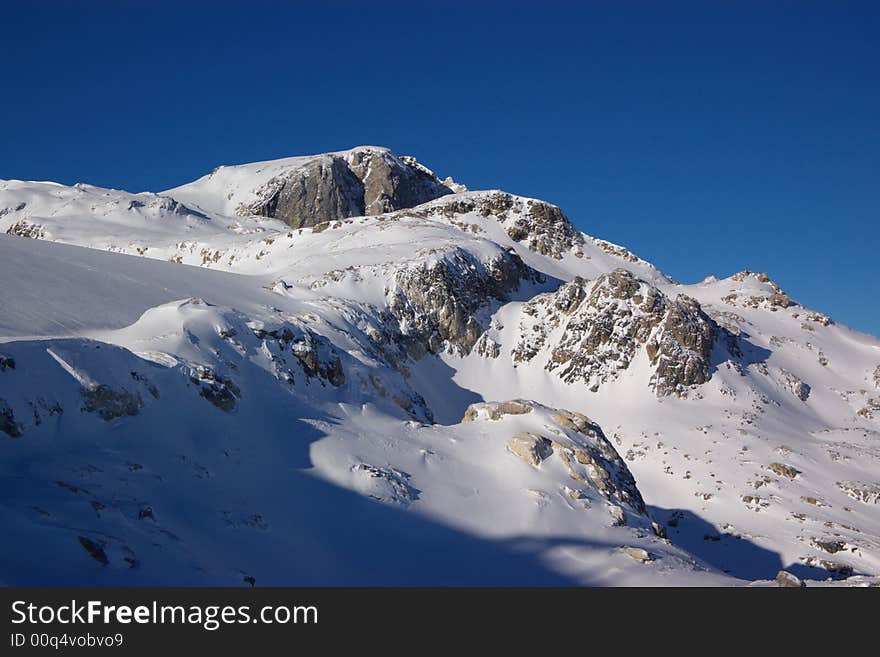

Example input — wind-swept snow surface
[2,147,878,586]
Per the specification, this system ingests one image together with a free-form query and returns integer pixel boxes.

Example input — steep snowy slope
[1,146,878,586]
[0,237,727,586]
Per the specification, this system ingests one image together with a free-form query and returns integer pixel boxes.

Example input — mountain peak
[167,146,457,227]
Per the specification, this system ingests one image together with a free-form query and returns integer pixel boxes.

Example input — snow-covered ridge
[1,146,878,586]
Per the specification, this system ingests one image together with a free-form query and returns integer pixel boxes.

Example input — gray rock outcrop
[513,268,724,397]
[244,147,453,227]
[387,247,541,356]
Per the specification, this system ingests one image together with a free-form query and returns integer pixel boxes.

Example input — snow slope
[1,147,878,586]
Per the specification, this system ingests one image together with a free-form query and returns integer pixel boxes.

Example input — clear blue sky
[3,1,878,334]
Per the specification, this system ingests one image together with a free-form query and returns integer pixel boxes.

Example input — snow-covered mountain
[2,146,878,586]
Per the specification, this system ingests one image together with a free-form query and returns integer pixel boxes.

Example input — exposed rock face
[768,462,800,479]
[250,323,346,388]
[776,570,806,587]
[857,397,880,420]
[78,536,109,566]
[291,334,345,386]
[836,481,880,505]
[189,367,240,413]
[419,191,584,259]
[546,408,647,515]
[251,155,364,228]
[348,149,453,216]
[513,268,722,396]
[590,238,641,263]
[473,333,501,359]
[778,368,811,401]
[508,432,553,466]
[464,400,648,519]
[813,538,847,554]
[799,557,853,578]
[244,147,453,227]
[646,295,716,397]
[0,399,22,437]
[81,385,143,421]
[622,546,651,563]
[508,199,583,258]
[515,271,661,389]
[874,365,880,389]
[724,271,794,311]
[461,400,535,422]
[805,312,832,327]
[387,247,540,356]
[351,463,419,507]
[5,220,45,239]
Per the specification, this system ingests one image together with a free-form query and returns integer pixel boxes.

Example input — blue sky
[3,1,878,333]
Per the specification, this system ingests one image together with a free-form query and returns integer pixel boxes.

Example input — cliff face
[244,147,453,227]
[511,269,725,397]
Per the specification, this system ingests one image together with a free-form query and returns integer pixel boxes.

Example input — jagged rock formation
[837,481,880,505]
[189,366,241,413]
[251,322,346,387]
[386,246,542,357]
[413,191,584,259]
[777,368,811,401]
[243,147,453,227]
[512,269,723,396]
[5,220,45,239]
[81,384,144,420]
[645,295,717,397]
[723,271,794,311]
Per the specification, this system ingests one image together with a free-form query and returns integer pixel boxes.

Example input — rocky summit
[1,146,878,586]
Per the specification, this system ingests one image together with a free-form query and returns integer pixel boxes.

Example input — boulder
[622,546,651,562]
[776,570,806,587]
[508,433,553,466]
[768,462,800,479]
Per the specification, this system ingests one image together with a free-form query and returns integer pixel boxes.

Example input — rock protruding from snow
[622,546,652,563]
[243,147,453,227]
[508,432,553,466]
[81,384,145,420]
[721,270,794,311]
[776,570,806,587]
[645,294,717,397]
[387,246,541,356]
[415,191,584,259]
[513,269,724,396]
[351,463,419,507]
[546,407,647,515]
[462,400,535,421]
[776,368,811,401]
[0,398,22,437]
[461,400,647,518]
[836,481,880,505]
[768,462,800,479]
